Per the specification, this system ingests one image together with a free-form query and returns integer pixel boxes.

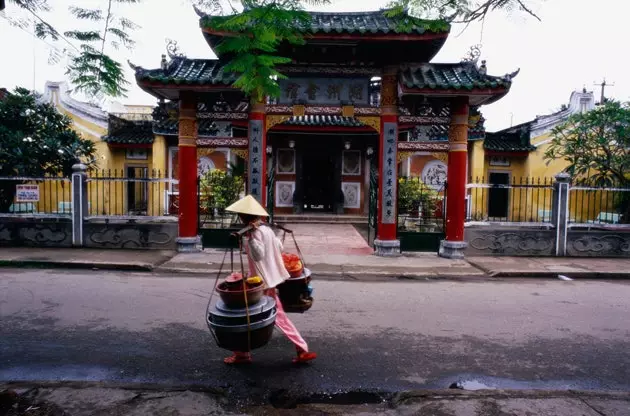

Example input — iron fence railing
[466,177,554,223]
[397,176,446,232]
[87,169,175,217]
[0,175,71,215]
[569,180,630,224]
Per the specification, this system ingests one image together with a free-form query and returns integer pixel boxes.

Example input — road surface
[1,268,629,404]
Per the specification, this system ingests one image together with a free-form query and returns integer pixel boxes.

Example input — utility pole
[594,78,614,105]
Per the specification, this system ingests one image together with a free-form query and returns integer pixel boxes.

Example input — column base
[438,240,468,259]
[374,239,401,257]
[177,236,202,253]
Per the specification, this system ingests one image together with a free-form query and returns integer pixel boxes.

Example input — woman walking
[222,195,317,365]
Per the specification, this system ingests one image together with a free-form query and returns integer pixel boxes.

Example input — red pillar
[374,67,400,256]
[176,92,200,252]
[248,100,267,206]
[439,96,469,259]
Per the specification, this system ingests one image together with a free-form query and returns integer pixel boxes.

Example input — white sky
[0,0,628,131]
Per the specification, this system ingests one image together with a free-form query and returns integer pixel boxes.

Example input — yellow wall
[40,95,173,216]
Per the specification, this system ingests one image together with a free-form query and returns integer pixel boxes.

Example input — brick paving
[279,223,374,256]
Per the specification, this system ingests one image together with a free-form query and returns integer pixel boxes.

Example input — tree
[545,100,630,222]
[3,0,540,100]
[0,87,96,211]
[545,100,630,186]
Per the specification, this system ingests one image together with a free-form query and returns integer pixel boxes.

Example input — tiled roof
[200,9,449,36]
[102,131,154,145]
[134,58,238,86]
[102,115,154,145]
[282,115,365,127]
[484,133,535,152]
[399,63,514,90]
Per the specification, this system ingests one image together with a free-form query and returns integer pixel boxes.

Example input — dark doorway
[126,166,148,215]
[302,146,336,211]
[488,172,510,219]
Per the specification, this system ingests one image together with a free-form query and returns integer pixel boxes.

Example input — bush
[199,169,244,216]
[398,178,438,217]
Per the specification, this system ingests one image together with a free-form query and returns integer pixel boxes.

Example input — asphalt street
[1,269,629,405]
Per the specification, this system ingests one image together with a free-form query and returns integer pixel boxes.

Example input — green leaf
[64,30,102,42]
[68,6,103,20]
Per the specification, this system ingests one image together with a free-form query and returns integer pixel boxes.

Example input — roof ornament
[165,38,185,59]
[502,68,521,82]
[193,4,205,17]
[478,60,487,75]
[161,54,168,70]
[461,44,482,65]
[127,60,141,72]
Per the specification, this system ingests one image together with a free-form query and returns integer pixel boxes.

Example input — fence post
[71,163,88,247]
[552,172,571,256]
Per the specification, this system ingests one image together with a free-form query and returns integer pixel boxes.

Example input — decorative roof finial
[503,68,521,82]
[478,60,487,75]
[160,54,168,70]
[461,44,482,64]
[128,60,140,72]
[165,39,185,59]
[193,4,205,17]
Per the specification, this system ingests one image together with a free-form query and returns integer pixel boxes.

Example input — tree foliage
[0,87,96,211]
[545,100,630,187]
[388,0,541,22]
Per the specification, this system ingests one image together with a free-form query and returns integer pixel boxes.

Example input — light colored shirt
[246,224,290,288]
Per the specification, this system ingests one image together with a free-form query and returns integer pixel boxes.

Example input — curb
[2,380,629,402]
[0,260,155,272]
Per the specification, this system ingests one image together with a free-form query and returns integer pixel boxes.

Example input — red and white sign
[15,184,40,202]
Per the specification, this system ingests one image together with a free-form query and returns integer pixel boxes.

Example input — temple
[129,8,518,256]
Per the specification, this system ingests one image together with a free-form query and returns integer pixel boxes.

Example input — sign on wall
[278,77,370,105]
[248,119,264,201]
[15,184,39,202]
[381,122,398,224]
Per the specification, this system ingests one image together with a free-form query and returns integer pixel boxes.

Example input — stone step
[273,214,368,224]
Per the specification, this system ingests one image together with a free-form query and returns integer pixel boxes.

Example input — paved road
[1,269,629,404]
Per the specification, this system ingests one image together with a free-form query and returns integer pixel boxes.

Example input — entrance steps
[273,214,368,224]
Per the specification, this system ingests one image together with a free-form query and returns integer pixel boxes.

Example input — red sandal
[293,351,317,364]
[224,353,252,365]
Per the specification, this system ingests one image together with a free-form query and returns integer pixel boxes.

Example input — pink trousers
[233,288,308,357]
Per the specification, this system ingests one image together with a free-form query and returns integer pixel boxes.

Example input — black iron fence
[86,168,174,217]
[569,179,630,224]
[0,175,71,215]
[466,176,554,223]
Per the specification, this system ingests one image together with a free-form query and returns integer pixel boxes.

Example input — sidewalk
[0,247,174,272]
[1,383,629,415]
[157,248,484,279]
[467,256,630,279]
[1,246,630,279]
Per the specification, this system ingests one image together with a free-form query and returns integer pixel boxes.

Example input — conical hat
[225,195,269,217]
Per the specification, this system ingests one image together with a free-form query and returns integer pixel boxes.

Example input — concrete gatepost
[71,163,88,247]
[552,172,571,256]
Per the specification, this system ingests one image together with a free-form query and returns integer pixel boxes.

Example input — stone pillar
[176,92,200,252]
[374,67,401,257]
[439,97,469,259]
[248,100,266,205]
[71,162,88,247]
[552,172,571,256]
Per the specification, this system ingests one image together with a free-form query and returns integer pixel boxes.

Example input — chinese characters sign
[15,185,39,202]
[248,119,264,202]
[381,122,398,224]
[278,78,369,105]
